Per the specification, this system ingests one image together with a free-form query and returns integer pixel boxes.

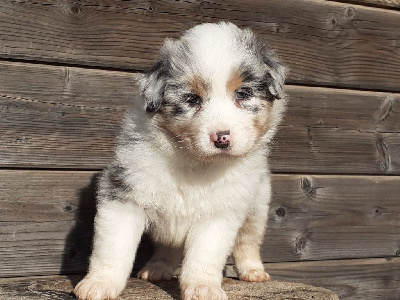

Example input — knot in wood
[276,207,287,218]
[344,7,355,20]
[377,95,393,123]
[374,206,387,216]
[64,205,73,213]
[295,234,308,253]
[329,16,338,29]
[146,4,154,12]
[70,5,81,14]
[300,177,314,196]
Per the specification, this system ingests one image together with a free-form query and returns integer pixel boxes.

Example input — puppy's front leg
[74,200,146,300]
[180,214,243,300]
[233,177,271,282]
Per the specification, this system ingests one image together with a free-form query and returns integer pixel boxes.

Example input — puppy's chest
[131,165,259,217]
[141,173,256,245]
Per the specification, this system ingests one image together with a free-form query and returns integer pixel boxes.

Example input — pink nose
[210,130,231,149]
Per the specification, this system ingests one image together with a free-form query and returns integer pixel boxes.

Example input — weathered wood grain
[260,258,400,300]
[0,275,338,300]
[274,127,400,174]
[331,0,400,9]
[0,61,134,168]
[1,258,398,300]
[0,171,97,277]
[1,0,400,91]
[1,170,399,277]
[1,61,399,174]
[263,174,400,262]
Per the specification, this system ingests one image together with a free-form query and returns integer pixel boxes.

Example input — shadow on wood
[60,173,97,285]
[60,173,155,288]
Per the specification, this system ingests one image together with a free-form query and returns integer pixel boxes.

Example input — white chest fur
[120,147,268,245]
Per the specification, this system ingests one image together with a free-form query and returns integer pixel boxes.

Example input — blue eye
[185,93,202,105]
[235,87,253,101]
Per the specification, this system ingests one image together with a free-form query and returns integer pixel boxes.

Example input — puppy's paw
[138,262,174,282]
[239,268,271,282]
[74,275,124,300]
[182,284,228,300]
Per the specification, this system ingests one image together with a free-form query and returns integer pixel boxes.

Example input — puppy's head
[139,22,287,159]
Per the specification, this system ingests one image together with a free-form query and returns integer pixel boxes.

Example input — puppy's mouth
[203,140,253,160]
[178,140,251,162]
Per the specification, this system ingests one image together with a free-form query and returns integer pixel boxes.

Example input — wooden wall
[0,0,399,299]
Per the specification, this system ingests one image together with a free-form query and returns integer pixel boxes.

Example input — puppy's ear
[138,38,190,112]
[262,52,288,100]
[240,28,288,100]
[138,59,169,113]
[139,38,179,113]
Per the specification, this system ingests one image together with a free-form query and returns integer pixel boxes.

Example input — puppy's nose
[210,130,231,149]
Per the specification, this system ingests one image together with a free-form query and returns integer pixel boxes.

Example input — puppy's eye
[235,87,253,101]
[184,93,202,106]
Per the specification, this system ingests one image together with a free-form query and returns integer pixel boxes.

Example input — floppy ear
[138,37,190,113]
[262,53,288,100]
[239,28,288,100]
[138,59,169,113]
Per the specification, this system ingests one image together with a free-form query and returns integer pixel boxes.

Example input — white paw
[182,284,228,300]
[239,268,271,282]
[138,261,174,282]
[74,275,124,300]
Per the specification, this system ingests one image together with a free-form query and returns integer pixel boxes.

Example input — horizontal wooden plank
[0,61,134,168]
[0,171,96,277]
[1,0,400,91]
[228,258,400,300]
[0,275,338,300]
[263,174,400,262]
[274,127,400,174]
[330,0,400,9]
[1,170,399,277]
[1,61,399,174]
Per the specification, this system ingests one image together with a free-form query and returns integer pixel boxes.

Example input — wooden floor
[0,0,399,299]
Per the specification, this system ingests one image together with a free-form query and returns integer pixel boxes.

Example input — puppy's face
[140,22,287,159]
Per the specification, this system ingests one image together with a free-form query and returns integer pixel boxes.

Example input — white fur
[75,22,287,300]
[75,201,146,299]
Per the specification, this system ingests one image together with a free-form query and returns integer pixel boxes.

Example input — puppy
[74,22,287,300]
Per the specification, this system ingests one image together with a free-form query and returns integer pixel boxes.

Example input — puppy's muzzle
[210,130,231,149]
